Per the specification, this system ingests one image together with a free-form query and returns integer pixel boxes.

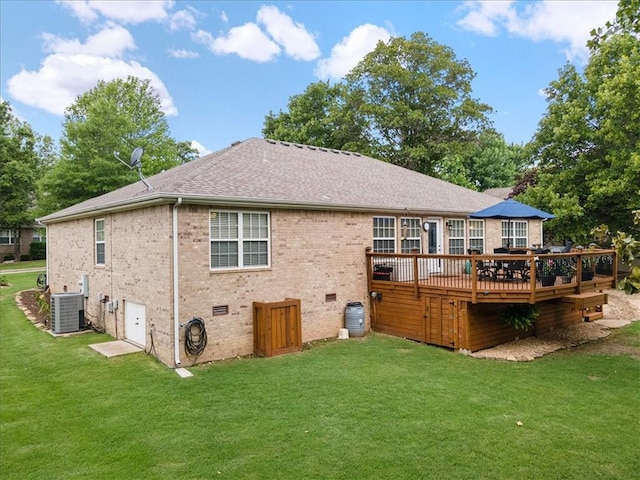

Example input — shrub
[29,241,46,260]
[501,304,539,331]
[0,275,8,286]
[3,254,15,262]
[20,254,31,261]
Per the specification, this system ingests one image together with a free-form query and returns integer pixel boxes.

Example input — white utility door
[125,301,146,347]
[425,218,443,273]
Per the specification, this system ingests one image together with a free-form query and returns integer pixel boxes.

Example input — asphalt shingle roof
[39,138,501,223]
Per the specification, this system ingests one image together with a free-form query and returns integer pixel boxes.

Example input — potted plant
[539,259,557,286]
[581,256,595,281]
[557,258,576,284]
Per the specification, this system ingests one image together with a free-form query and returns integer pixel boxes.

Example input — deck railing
[367,249,616,301]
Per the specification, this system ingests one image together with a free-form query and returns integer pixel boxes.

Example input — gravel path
[470,288,640,361]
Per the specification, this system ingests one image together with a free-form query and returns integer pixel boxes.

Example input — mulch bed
[16,289,50,327]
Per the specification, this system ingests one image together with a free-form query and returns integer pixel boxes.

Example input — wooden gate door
[423,296,456,348]
[253,299,302,357]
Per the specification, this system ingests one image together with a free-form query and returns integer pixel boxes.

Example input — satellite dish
[130,147,144,168]
[113,147,153,191]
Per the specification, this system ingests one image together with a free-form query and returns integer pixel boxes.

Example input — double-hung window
[400,217,422,253]
[448,219,465,254]
[210,211,269,269]
[32,228,46,242]
[502,220,528,248]
[0,229,14,245]
[468,220,484,253]
[373,217,396,253]
[95,219,105,265]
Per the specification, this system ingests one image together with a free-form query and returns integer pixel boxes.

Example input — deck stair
[560,292,608,321]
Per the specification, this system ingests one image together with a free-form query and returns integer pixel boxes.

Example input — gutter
[173,197,182,366]
[38,192,479,223]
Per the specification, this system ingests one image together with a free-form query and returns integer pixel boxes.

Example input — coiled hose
[184,317,207,358]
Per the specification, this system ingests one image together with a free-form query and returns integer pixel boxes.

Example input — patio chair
[508,250,530,281]
[468,248,493,280]
[493,247,513,280]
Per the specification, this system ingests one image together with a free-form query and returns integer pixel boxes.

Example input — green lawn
[1,272,639,479]
[0,259,46,271]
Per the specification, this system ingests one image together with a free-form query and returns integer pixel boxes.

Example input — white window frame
[210,210,270,270]
[95,219,105,266]
[0,229,15,245]
[447,219,465,255]
[468,220,485,253]
[400,217,422,253]
[373,216,396,253]
[32,228,46,242]
[502,220,528,248]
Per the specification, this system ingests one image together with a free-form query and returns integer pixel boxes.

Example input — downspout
[173,197,183,366]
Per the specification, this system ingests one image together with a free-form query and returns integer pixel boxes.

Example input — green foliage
[29,241,46,260]
[0,275,7,286]
[264,33,498,183]
[618,265,640,294]
[588,0,640,51]
[500,304,539,331]
[523,33,640,243]
[37,77,196,214]
[0,102,54,256]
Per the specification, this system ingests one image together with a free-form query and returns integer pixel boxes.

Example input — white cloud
[257,6,320,61]
[168,48,199,59]
[41,25,135,56]
[7,26,177,116]
[457,1,617,62]
[192,24,280,63]
[191,140,211,156]
[315,24,392,80]
[220,11,229,24]
[168,7,198,32]
[57,0,173,25]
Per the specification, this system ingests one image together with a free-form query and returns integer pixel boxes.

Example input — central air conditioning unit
[50,293,85,334]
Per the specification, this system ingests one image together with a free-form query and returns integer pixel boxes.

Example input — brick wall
[175,207,371,364]
[47,205,175,365]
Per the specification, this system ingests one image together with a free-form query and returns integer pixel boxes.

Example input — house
[0,226,46,261]
[38,138,554,367]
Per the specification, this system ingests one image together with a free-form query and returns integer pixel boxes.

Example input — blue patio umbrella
[469,199,555,220]
[470,199,554,248]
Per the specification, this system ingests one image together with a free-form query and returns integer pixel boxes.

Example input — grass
[1,272,639,479]
[0,259,46,271]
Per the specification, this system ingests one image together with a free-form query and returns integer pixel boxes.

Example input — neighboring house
[38,138,548,368]
[483,187,513,200]
[0,226,46,261]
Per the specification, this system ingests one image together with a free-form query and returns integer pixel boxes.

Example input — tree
[263,81,370,153]
[0,101,53,259]
[588,0,640,51]
[264,33,493,179]
[38,77,196,213]
[519,33,640,243]
[438,132,527,190]
[345,32,493,176]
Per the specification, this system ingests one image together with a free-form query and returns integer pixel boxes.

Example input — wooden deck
[366,250,616,352]
[367,250,616,304]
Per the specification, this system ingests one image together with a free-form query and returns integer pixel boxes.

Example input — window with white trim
[0,229,15,245]
[32,228,46,242]
[502,220,528,248]
[468,220,484,253]
[373,217,396,253]
[448,219,465,254]
[95,219,105,265]
[210,211,269,269]
[400,217,422,253]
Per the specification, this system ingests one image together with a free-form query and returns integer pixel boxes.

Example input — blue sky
[1,1,616,156]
